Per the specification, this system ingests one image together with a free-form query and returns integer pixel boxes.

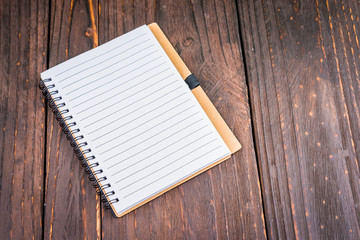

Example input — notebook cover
[148,23,241,154]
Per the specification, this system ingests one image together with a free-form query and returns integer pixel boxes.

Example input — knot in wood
[183,37,195,47]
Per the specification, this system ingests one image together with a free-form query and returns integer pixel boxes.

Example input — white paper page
[41,25,231,216]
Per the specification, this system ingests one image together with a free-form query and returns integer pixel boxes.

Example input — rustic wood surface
[0,0,359,239]
[0,0,48,239]
[238,0,360,239]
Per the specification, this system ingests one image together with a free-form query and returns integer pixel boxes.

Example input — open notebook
[40,23,241,217]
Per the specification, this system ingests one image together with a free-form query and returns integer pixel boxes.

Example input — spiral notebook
[40,23,241,217]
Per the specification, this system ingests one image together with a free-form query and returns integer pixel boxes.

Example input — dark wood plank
[0,0,48,239]
[99,0,266,239]
[237,0,360,238]
[43,0,100,239]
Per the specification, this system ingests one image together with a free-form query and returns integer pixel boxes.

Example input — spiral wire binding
[39,78,120,210]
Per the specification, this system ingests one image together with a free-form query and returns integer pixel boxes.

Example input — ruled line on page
[90,93,188,142]
[65,53,161,96]
[62,45,155,89]
[84,85,183,131]
[102,113,203,160]
[112,131,214,179]
[104,120,205,169]
[97,105,197,153]
[76,71,174,116]
[69,64,169,102]
[72,69,173,109]
[122,144,222,197]
[55,32,147,77]
[107,125,209,171]
[94,99,192,146]
[59,39,152,83]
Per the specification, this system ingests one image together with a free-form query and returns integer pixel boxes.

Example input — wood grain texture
[43,0,100,239]
[237,0,360,239]
[4,0,360,239]
[0,0,48,239]
[99,0,266,239]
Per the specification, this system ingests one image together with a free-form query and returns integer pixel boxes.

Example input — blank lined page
[41,25,231,216]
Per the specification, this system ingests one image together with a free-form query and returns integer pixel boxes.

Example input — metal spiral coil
[39,78,119,210]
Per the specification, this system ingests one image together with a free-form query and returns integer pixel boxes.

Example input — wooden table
[1,0,359,239]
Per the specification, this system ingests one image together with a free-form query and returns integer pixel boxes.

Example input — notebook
[40,23,241,217]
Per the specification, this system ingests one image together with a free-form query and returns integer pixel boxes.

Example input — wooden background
[0,0,359,239]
